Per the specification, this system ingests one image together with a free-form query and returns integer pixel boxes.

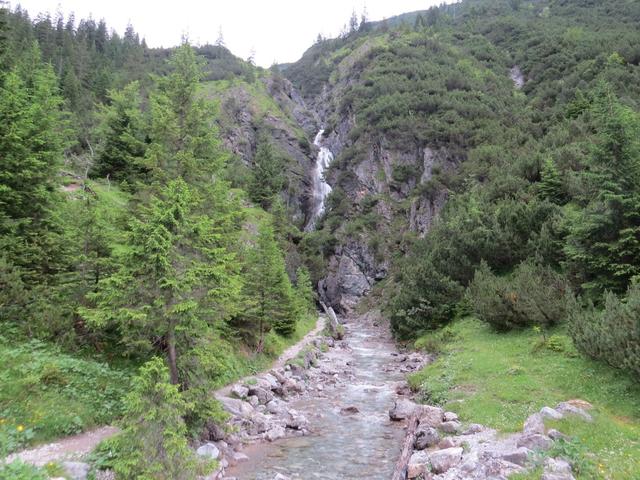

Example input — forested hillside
[0,5,317,478]
[1,0,640,478]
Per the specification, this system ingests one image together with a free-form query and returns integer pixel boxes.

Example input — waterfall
[305,129,333,231]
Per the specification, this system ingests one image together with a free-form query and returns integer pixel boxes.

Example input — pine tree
[93,81,147,184]
[248,139,286,209]
[0,42,70,288]
[112,358,201,480]
[145,42,224,185]
[565,84,640,297]
[240,224,297,350]
[538,157,565,204]
[294,266,316,317]
[83,179,241,384]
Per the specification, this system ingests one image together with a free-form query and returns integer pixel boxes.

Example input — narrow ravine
[226,313,412,479]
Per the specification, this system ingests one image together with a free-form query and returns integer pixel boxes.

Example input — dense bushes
[466,261,570,331]
[569,284,640,380]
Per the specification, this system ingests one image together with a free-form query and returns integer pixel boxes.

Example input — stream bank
[215,310,427,480]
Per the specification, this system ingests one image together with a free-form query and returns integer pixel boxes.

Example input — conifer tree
[538,157,565,204]
[248,139,286,209]
[112,357,201,480]
[83,179,241,384]
[240,224,297,350]
[93,81,147,184]
[565,84,640,296]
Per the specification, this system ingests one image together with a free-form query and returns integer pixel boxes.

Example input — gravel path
[6,315,325,468]
[6,426,119,467]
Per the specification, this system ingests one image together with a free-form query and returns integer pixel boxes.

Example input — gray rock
[283,409,309,430]
[262,373,280,390]
[407,450,430,478]
[248,386,274,405]
[340,406,360,415]
[462,423,484,435]
[389,398,418,421]
[219,396,254,417]
[273,474,291,480]
[548,429,570,441]
[443,411,459,422]
[62,462,90,480]
[414,426,440,450]
[265,425,286,441]
[438,437,456,449]
[439,420,462,433]
[266,399,285,415]
[523,412,546,435]
[499,447,531,466]
[517,433,553,451]
[542,458,575,480]
[247,395,259,407]
[429,447,463,474]
[232,452,249,463]
[248,412,270,434]
[556,402,593,422]
[419,405,444,427]
[196,443,220,460]
[231,384,249,399]
[540,406,564,420]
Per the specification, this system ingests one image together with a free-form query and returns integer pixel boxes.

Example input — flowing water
[227,319,405,479]
[305,130,333,232]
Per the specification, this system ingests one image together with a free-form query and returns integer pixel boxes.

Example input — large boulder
[248,386,274,405]
[419,405,444,427]
[499,447,531,467]
[540,407,564,420]
[231,384,249,399]
[218,396,254,418]
[265,425,286,442]
[414,426,440,450]
[555,402,593,422]
[407,450,430,478]
[196,443,220,460]
[439,420,461,433]
[429,447,463,474]
[389,398,418,421]
[517,433,553,451]
[523,413,545,435]
[542,457,575,480]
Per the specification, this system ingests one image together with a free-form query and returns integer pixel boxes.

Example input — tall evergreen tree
[93,81,147,183]
[565,84,640,297]
[83,179,241,385]
[239,224,297,351]
[248,139,286,209]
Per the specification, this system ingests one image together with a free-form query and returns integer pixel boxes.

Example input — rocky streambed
[204,311,427,480]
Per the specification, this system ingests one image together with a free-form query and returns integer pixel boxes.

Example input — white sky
[10,0,450,67]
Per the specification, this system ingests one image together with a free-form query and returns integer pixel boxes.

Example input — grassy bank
[409,318,640,479]
[0,314,318,456]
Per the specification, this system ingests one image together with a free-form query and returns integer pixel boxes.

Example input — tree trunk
[166,326,180,385]
[391,412,420,480]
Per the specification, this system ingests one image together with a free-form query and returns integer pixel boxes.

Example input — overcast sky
[10,0,450,66]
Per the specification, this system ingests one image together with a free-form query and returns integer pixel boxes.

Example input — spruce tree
[93,81,147,184]
[538,157,565,204]
[240,224,297,350]
[248,139,286,209]
[565,84,640,297]
[112,357,201,480]
[83,179,241,384]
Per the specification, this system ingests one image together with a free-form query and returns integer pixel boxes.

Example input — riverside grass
[409,318,640,479]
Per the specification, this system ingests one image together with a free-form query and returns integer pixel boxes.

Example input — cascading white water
[305,129,333,231]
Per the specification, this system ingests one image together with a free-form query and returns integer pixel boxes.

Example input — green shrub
[0,461,47,480]
[568,283,640,380]
[466,260,570,331]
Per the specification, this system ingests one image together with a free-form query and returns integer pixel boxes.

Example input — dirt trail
[6,426,119,467]
[6,315,325,469]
